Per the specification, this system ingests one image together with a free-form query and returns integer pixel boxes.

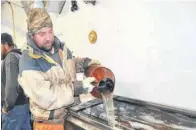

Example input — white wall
[1,1,27,48]
[2,0,196,110]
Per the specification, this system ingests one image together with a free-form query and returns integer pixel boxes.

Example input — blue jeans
[1,104,31,130]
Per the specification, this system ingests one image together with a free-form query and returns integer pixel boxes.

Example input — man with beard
[1,33,31,130]
[18,8,100,130]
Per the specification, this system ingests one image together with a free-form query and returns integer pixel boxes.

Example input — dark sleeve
[73,81,88,96]
[74,57,92,73]
[67,48,88,96]
[67,48,92,73]
[3,55,19,112]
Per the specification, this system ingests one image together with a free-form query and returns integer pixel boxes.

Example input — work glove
[82,77,96,93]
[88,60,101,66]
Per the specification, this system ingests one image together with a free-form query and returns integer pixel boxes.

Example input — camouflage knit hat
[27,8,53,35]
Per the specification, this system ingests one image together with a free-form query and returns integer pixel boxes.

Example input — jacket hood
[9,49,22,55]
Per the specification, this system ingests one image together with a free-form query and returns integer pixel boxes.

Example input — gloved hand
[82,77,96,93]
[88,60,101,66]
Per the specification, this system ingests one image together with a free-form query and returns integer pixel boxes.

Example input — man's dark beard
[39,46,53,52]
[37,42,54,52]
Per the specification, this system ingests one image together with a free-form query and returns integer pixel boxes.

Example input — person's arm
[3,57,19,112]
[67,48,100,73]
[18,69,74,110]
[72,81,85,96]
[74,57,100,73]
[67,48,99,96]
